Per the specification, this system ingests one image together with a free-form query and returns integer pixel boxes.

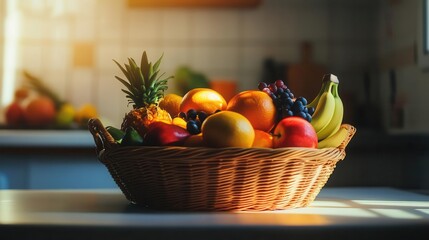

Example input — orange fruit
[159,93,183,118]
[179,88,227,114]
[183,133,205,147]
[252,130,273,148]
[24,96,56,127]
[75,104,98,126]
[226,90,276,132]
[201,111,255,148]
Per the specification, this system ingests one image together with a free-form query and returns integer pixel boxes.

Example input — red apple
[144,121,191,146]
[5,101,26,127]
[24,96,56,127]
[272,117,318,148]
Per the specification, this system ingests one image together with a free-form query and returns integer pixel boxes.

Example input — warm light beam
[1,0,20,107]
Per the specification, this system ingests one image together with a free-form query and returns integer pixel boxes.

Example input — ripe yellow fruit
[55,103,76,127]
[180,88,227,114]
[172,117,187,129]
[201,111,255,148]
[75,104,97,126]
[159,93,183,118]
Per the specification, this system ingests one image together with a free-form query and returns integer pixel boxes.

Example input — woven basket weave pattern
[89,118,355,211]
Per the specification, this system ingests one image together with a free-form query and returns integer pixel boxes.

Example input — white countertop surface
[1,187,428,240]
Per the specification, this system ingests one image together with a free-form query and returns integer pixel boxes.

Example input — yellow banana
[316,83,343,140]
[310,81,336,132]
[317,124,350,149]
[307,74,339,109]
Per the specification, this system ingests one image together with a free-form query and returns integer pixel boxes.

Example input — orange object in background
[24,96,56,127]
[209,80,237,102]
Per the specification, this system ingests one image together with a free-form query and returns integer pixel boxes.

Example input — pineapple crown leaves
[114,51,173,109]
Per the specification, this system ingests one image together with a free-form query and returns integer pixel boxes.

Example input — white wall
[0,0,378,127]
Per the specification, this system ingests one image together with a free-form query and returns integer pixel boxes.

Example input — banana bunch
[307,74,346,148]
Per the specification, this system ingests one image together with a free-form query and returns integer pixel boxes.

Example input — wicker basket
[88,118,356,211]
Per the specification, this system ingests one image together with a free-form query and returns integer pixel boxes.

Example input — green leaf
[140,51,149,82]
[113,60,131,81]
[127,58,141,87]
[115,76,136,94]
[124,63,136,86]
[153,53,163,72]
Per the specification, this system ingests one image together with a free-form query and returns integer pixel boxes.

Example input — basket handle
[338,124,356,150]
[88,118,117,155]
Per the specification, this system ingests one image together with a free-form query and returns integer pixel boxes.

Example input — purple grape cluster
[258,80,314,122]
[178,109,208,135]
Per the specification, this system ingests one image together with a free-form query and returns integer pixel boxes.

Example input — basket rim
[88,118,356,159]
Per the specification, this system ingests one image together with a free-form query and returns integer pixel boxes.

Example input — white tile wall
[48,18,70,41]
[69,69,95,107]
[161,9,192,41]
[126,9,162,41]
[97,0,125,41]
[192,10,241,41]
[96,43,123,70]
[0,0,379,126]
[73,17,96,41]
[18,43,44,74]
[43,43,70,71]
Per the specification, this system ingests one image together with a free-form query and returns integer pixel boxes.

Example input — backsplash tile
[73,42,95,68]
[0,0,378,127]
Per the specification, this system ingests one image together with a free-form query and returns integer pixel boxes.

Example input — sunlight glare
[1,0,20,107]
[353,200,429,208]
[370,208,422,219]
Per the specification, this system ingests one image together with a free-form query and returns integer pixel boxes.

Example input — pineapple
[114,51,173,137]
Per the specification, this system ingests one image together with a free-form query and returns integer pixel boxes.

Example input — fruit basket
[88,118,356,211]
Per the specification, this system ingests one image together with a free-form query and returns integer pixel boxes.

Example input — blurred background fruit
[55,103,76,128]
[159,93,183,118]
[24,96,56,127]
[75,104,98,127]
[5,102,26,128]
[227,90,276,132]
[201,111,254,148]
[174,66,210,96]
[24,71,64,110]
[209,80,237,102]
[180,88,227,114]
[14,87,30,102]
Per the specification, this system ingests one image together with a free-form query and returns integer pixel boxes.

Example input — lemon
[201,111,255,148]
[55,103,76,127]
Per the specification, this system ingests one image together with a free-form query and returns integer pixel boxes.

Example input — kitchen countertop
[0,129,94,147]
[1,187,428,240]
